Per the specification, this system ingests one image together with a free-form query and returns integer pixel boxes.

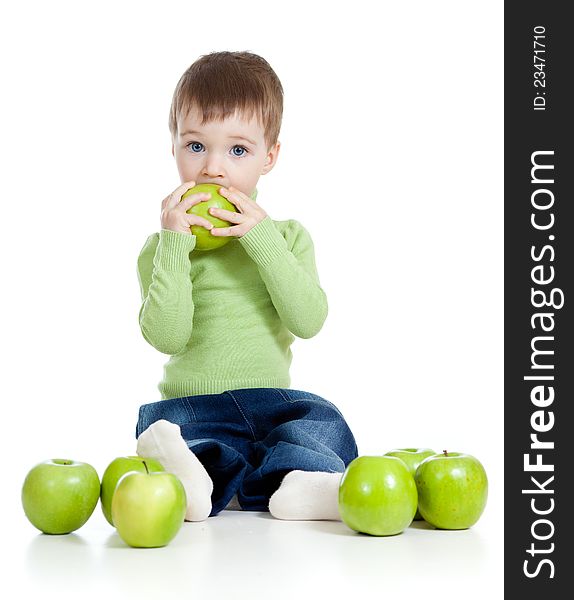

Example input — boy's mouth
[199,181,227,188]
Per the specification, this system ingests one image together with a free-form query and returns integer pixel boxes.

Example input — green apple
[112,466,187,548]
[338,456,418,536]
[100,455,164,526]
[414,451,488,529]
[21,459,100,534]
[181,183,238,251]
[384,447,436,519]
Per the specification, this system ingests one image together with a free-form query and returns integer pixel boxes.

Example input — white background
[1,0,503,597]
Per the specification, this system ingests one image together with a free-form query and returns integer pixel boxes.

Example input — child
[135,51,358,521]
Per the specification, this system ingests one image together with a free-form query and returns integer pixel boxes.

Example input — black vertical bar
[505,1,573,596]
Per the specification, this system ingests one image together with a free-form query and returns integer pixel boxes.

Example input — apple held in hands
[414,451,488,529]
[21,459,100,534]
[182,183,238,251]
[384,448,436,520]
[112,464,187,548]
[100,455,164,526]
[338,456,417,536]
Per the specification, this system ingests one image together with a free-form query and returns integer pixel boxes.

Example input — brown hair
[168,51,283,150]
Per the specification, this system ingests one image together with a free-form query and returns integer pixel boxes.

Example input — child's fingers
[208,207,243,223]
[165,180,197,209]
[187,215,214,230]
[218,186,248,211]
[179,192,211,212]
[210,224,242,237]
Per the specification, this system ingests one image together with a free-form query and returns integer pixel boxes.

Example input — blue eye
[187,142,204,152]
[231,145,248,157]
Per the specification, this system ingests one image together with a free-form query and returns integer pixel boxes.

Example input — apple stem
[443,450,448,457]
[143,460,149,474]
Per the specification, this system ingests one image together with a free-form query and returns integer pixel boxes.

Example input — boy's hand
[160,180,214,235]
[209,186,268,238]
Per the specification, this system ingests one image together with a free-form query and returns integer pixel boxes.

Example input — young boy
[135,51,358,521]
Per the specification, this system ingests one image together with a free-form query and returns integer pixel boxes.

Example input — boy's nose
[202,155,226,179]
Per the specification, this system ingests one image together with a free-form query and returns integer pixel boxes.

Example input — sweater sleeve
[238,217,328,339]
[137,229,197,354]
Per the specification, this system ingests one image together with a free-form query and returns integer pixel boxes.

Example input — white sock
[136,419,213,522]
[268,470,343,521]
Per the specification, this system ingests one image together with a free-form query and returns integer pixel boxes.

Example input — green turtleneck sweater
[137,214,328,400]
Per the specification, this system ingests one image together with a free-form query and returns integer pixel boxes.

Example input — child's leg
[227,388,358,517]
[268,470,343,521]
[136,419,213,522]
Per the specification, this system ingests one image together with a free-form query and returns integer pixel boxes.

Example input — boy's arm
[238,217,328,339]
[137,230,197,354]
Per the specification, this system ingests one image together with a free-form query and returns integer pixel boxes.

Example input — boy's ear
[171,143,175,157]
[261,141,281,175]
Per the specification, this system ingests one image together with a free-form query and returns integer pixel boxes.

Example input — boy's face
[172,105,280,197]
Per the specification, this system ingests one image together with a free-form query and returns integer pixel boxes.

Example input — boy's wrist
[238,217,288,267]
[156,229,197,271]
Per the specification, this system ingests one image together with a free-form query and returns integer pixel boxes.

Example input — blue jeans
[136,388,359,516]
